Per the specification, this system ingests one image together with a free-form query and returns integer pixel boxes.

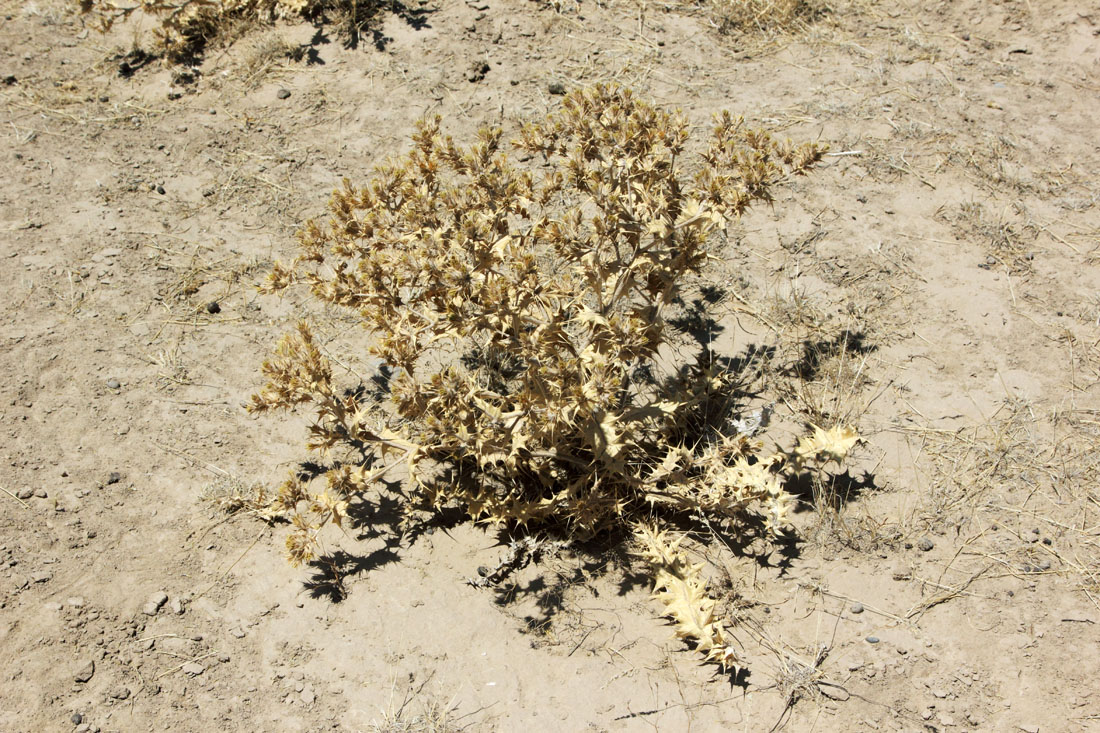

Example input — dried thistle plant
[77,0,402,62]
[249,85,858,667]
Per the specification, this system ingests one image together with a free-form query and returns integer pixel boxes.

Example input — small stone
[143,592,168,616]
[34,488,47,499]
[110,686,131,700]
[850,602,864,614]
[169,598,184,615]
[182,662,205,676]
[16,488,33,500]
[75,725,91,733]
[865,636,879,644]
[106,378,121,390]
[276,88,291,99]
[205,301,221,314]
[71,712,83,724]
[917,537,934,552]
[74,661,95,683]
[217,652,230,663]
[3,74,17,85]
[300,687,315,704]
[32,571,51,583]
[155,185,165,195]
[548,81,566,95]
[892,566,912,581]
[106,472,122,485]
[932,688,948,698]
[938,713,955,726]
[229,627,245,638]
[921,709,934,721]
[67,597,85,608]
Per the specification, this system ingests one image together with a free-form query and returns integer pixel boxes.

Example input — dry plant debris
[247,85,859,668]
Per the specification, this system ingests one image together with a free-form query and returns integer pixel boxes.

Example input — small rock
[917,537,934,552]
[181,662,205,676]
[67,597,85,608]
[16,488,33,500]
[3,74,16,85]
[155,185,165,195]
[143,592,168,616]
[548,81,566,95]
[300,687,315,705]
[34,488,47,499]
[98,94,109,103]
[110,686,131,700]
[74,661,95,683]
[106,378,120,390]
[205,301,221,314]
[106,472,122,485]
[1039,558,1051,570]
[850,602,864,614]
[865,636,879,644]
[217,652,230,663]
[932,688,948,699]
[892,566,912,581]
[169,598,184,615]
[938,713,955,726]
[71,712,83,724]
[229,627,245,639]
[276,88,291,100]
[32,571,51,583]
[75,725,91,733]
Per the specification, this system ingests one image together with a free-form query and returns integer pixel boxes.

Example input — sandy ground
[2,0,1099,730]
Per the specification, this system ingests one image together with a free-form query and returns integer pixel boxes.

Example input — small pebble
[277,88,291,99]
[850,602,864,614]
[16,487,33,500]
[106,378,120,390]
[182,662,205,676]
[548,81,566,95]
[74,661,95,683]
[110,686,131,700]
[865,636,880,644]
[71,712,83,724]
[106,472,122,485]
[156,185,165,195]
[918,537,934,551]
[205,301,221,314]
[34,488,47,499]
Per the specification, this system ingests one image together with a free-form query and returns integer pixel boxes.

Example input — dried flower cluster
[248,85,857,667]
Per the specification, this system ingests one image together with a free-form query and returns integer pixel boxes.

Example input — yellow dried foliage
[635,523,740,671]
[78,0,322,61]
[245,86,858,670]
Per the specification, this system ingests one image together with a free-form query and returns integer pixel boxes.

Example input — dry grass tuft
[709,0,824,36]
